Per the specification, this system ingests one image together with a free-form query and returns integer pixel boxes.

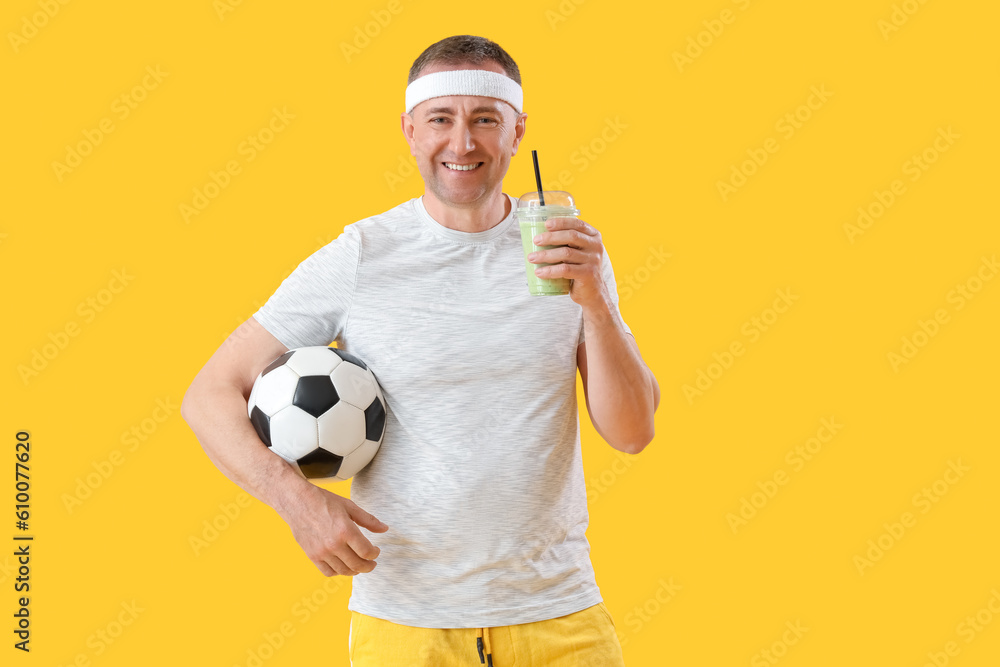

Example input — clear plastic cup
[516,190,579,296]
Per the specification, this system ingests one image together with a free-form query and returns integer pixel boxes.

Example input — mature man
[182,35,659,666]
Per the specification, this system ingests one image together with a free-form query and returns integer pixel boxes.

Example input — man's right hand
[279,483,389,577]
[181,316,389,578]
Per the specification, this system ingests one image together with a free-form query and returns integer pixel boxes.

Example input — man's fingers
[338,544,377,575]
[532,246,588,265]
[533,230,596,251]
[346,527,381,562]
[314,557,337,576]
[321,554,357,576]
[348,502,389,533]
[545,217,596,235]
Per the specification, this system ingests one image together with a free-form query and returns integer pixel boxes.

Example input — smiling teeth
[445,162,481,171]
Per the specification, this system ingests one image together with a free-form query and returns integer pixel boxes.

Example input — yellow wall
[3,0,998,665]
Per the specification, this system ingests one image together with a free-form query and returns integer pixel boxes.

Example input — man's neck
[422,189,511,234]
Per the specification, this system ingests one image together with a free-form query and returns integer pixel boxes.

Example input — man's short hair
[407,35,521,87]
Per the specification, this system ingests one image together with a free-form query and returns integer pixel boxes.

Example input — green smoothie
[515,192,580,296]
[519,218,572,295]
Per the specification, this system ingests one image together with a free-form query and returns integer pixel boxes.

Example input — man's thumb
[350,502,388,532]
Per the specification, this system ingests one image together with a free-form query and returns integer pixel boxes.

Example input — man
[182,35,659,666]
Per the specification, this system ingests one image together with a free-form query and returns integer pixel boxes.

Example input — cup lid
[517,190,577,210]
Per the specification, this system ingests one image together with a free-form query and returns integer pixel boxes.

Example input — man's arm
[521,214,658,453]
[181,316,387,577]
[578,303,659,455]
[181,317,308,516]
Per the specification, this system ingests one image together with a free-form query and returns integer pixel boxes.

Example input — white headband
[405,69,523,114]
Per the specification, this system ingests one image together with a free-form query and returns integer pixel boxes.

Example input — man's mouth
[443,162,483,171]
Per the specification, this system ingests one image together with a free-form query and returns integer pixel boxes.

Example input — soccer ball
[247,346,387,481]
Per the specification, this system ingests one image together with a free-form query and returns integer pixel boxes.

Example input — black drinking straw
[531,150,545,207]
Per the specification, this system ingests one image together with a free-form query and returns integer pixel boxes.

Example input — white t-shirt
[252,193,632,628]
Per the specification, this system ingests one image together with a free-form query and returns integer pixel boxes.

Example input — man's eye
[428,117,495,124]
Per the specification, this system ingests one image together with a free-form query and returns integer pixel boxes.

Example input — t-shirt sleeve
[579,248,633,345]
[252,224,361,350]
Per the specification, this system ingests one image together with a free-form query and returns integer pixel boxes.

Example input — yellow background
[3,0,999,665]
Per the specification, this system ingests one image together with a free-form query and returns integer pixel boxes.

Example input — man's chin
[429,182,491,208]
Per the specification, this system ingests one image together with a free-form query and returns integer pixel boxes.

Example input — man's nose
[447,123,475,155]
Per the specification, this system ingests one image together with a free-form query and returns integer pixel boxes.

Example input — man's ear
[511,112,527,156]
[400,111,416,155]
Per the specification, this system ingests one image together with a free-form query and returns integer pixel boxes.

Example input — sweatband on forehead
[405,69,523,114]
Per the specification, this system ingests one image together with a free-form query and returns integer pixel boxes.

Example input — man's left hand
[527,217,610,312]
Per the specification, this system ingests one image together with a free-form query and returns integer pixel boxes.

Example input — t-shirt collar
[414,194,517,244]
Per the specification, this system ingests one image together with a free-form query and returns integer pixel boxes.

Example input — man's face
[401,61,527,209]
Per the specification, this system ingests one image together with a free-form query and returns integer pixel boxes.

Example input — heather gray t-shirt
[252,193,632,628]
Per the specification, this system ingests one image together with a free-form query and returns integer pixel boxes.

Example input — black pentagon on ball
[365,396,386,442]
[297,448,343,479]
[330,346,368,371]
[292,375,340,418]
[262,350,294,376]
[249,405,272,447]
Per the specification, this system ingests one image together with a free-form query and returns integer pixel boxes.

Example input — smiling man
[401,57,523,233]
[182,35,658,667]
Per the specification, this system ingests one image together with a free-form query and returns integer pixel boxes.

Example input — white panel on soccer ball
[334,439,381,481]
[270,405,320,460]
[286,346,342,377]
[270,446,296,466]
[255,365,299,415]
[247,377,260,417]
[316,401,366,456]
[331,362,377,409]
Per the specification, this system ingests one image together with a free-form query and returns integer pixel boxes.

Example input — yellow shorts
[349,601,626,666]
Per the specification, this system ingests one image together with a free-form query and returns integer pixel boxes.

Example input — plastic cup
[516,190,579,296]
